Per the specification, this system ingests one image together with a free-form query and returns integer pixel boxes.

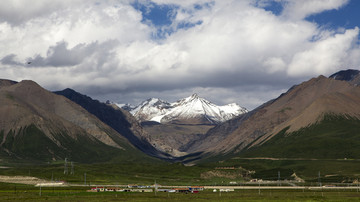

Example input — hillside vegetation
[240,114,360,159]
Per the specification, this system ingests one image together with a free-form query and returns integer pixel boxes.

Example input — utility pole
[278,171,281,186]
[71,162,74,175]
[84,173,86,186]
[64,158,68,174]
[154,180,157,196]
[318,171,321,187]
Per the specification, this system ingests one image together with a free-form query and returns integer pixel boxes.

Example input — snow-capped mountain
[129,98,172,122]
[120,94,248,124]
[115,103,136,111]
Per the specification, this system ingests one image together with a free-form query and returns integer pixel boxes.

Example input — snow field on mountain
[119,94,248,124]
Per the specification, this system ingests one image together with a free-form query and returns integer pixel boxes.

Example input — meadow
[1,182,360,201]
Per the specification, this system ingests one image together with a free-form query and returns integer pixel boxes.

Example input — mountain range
[115,94,247,157]
[185,69,360,162]
[118,93,248,125]
[1,69,360,165]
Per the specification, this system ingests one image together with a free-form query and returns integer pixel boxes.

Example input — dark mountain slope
[0,79,150,163]
[54,88,171,159]
[330,69,360,85]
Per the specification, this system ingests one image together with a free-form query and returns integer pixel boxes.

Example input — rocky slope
[54,89,171,159]
[116,94,247,157]
[141,123,213,157]
[186,74,360,158]
[0,79,148,162]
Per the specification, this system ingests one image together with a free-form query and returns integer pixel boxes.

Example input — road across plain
[37,183,360,191]
[202,186,360,190]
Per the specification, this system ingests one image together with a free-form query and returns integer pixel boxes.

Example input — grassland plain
[0,160,240,186]
[2,182,360,201]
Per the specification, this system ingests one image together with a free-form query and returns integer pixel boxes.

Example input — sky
[0,0,360,110]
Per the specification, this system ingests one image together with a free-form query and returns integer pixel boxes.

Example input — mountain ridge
[0,79,156,163]
[329,69,360,85]
[185,73,360,160]
[2,69,360,164]
[0,79,132,162]
[54,88,171,159]
[119,93,248,125]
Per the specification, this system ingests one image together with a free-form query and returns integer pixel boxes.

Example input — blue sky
[306,0,360,31]
[0,0,360,109]
[131,1,207,39]
[135,0,360,39]
[132,1,177,27]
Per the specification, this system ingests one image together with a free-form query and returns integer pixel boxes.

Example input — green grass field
[0,160,235,186]
[240,115,360,159]
[1,182,360,201]
[1,152,360,186]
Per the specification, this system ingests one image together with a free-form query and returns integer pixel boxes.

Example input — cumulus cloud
[0,0,359,110]
[1,54,23,66]
[281,0,349,20]
[0,0,81,25]
[20,41,118,67]
[288,27,359,77]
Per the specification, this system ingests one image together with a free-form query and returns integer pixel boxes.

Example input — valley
[1,69,360,195]
[142,123,214,157]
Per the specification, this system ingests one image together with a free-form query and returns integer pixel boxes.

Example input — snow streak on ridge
[119,93,248,124]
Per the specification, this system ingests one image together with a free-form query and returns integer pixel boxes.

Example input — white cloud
[263,57,287,73]
[0,0,149,61]
[149,0,214,7]
[0,0,82,25]
[281,0,349,20]
[288,27,359,77]
[0,0,359,110]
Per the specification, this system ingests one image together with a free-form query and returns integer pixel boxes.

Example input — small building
[220,188,234,192]
[250,179,262,182]
[106,187,119,192]
[157,189,172,192]
[132,189,153,192]
[89,187,105,192]
[173,188,190,193]
[127,184,138,188]
[189,186,204,192]
[87,187,98,192]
